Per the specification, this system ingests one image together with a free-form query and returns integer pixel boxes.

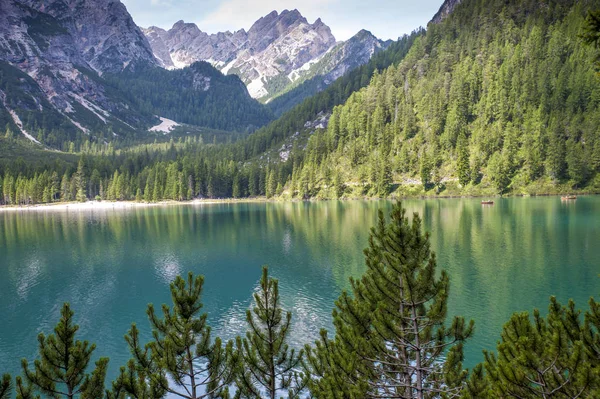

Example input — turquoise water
[0,198,598,381]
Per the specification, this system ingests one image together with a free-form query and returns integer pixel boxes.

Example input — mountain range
[142,10,390,102]
[0,0,389,150]
[4,0,596,204]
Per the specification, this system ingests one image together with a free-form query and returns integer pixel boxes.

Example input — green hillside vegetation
[0,58,273,152]
[2,0,600,204]
[104,61,274,133]
[289,0,600,199]
[0,28,421,204]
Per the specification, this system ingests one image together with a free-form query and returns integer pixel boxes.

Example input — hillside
[287,0,600,198]
[142,10,390,109]
[0,0,272,151]
[0,29,421,204]
[3,0,600,204]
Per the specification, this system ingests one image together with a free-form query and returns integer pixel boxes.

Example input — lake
[0,197,599,382]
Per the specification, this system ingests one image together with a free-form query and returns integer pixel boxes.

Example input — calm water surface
[0,198,598,380]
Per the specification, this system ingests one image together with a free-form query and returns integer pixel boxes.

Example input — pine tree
[0,375,10,399]
[121,272,236,399]
[60,173,70,202]
[232,175,241,199]
[235,267,307,399]
[420,152,432,190]
[75,159,87,202]
[582,10,600,69]
[332,171,344,199]
[265,170,276,199]
[50,172,59,202]
[483,297,597,398]
[375,157,392,197]
[566,139,587,187]
[18,303,109,399]
[306,202,473,398]
[457,132,471,187]
[108,325,167,399]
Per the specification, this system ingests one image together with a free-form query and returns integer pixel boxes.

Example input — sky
[121,0,445,41]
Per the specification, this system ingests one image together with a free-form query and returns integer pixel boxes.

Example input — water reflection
[0,198,599,381]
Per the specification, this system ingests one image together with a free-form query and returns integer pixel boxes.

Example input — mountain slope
[0,0,272,150]
[18,0,159,73]
[142,10,389,107]
[143,10,336,102]
[289,0,600,197]
[104,62,273,132]
[268,29,390,117]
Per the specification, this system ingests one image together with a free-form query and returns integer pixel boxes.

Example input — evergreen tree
[60,173,70,202]
[108,325,167,399]
[483,297,598,398]
[75,159,87,202]
[457,133,471,187]
[18,303,109,399]
[232,175,241,199]
[121,272,236,399]
[420,152,432,190]
[566,139,587,187]
[582,10,600,69]
[306,202,473,398]
[0,375,10,399]
[235,267,307,399]
[265,170,276,199]
[375,157,392,197]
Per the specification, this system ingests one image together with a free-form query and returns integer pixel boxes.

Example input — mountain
[17,0,158,73]
[142,10,388,105]
[431,0,463,24]
[0,0,271,150]
[286,0,600,198]
[268,29,391,116]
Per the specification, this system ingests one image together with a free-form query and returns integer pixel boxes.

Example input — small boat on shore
[561,195,577,200]
[481,200,494,205]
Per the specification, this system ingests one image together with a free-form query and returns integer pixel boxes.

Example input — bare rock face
[0,0,139,136]
[0,0,163,143]
[430,0,463,24]
[17,0,158,73]
[143,9,339,101]
[293,29,389,86]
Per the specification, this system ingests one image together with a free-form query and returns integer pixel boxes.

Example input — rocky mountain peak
[16,0,158,73]
[430,0,463,24]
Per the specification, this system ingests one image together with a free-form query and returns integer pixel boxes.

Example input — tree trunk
[411,303,423,399]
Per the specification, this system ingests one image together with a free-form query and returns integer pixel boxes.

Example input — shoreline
[0,193,596,212]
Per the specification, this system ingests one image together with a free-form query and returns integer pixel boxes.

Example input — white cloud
[149,0,173,6]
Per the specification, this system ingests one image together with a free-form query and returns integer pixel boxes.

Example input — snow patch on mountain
[149,117,180,134]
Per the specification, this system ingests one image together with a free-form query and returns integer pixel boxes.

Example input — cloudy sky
[121,0,444,41]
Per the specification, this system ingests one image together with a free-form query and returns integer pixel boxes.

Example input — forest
[1,0,600,205]
[1,202,599,399]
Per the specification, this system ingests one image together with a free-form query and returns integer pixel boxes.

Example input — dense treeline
[0,29,422,205]
[289,0,600,198]
[2,202,600,399]
[104,62,274,133]
[2,0,600,205]
[0,140,281,205]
